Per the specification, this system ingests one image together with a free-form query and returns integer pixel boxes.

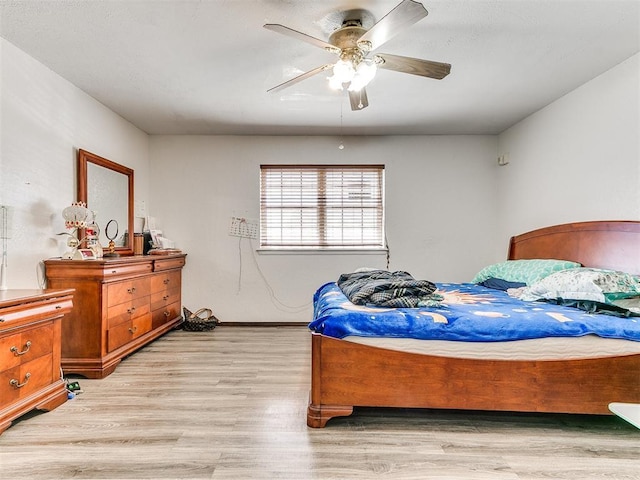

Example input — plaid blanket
[337,270,437,308]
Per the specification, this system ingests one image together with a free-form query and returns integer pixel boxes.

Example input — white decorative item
[59,202,91,260]
[85,211,103,258]
[62,201,90,229]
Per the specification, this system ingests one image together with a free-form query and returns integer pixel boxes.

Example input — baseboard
[217,322,308,327]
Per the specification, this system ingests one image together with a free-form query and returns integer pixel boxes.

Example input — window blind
[260,165,385,248]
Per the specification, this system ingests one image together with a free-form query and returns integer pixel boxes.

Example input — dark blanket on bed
[337,270,437,308]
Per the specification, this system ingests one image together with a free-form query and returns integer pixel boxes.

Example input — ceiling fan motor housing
[329,23,369,65]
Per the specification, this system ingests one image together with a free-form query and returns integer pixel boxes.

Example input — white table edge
[609,402,640,429]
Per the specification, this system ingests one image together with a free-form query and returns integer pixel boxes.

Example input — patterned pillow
[516,268,640,304]
[472,259,581,286]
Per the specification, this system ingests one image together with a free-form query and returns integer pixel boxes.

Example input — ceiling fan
[264,0,451,111]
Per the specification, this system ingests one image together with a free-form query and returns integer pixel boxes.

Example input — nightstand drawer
[0,323,54,371]
[0,354,53,407]
[0,297,72,330]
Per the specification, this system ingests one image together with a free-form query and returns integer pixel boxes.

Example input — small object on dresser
[103,219,120,257]
[182,307,218,331]
[133,233,144,255]
[149,248,182,255]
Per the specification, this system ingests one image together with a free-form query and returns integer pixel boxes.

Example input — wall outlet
[229,216,258,239]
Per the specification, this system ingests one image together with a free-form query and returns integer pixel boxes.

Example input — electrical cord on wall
[385,232,391,270]
[236,237,243,295]
[233,237,311,313]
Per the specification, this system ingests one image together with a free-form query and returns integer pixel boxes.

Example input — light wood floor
[1,326,639,480]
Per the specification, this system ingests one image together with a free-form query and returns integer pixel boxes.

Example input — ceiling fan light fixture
[331,59,355,82]
[348,59,377,92]
[266,0,449,110]
[328,74,345,90]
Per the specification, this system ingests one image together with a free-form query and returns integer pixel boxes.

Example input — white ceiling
[1,0,638,136]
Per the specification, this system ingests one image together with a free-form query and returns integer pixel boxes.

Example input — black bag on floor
[182,307,218,332]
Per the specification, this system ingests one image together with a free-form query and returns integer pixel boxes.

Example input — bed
[307,220,640,427]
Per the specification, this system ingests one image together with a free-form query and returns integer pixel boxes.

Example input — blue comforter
[309,282,640,342]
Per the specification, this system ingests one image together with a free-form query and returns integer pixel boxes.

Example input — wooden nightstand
[0,289,74,434]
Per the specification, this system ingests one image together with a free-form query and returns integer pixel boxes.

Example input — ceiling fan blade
[375,53,451,79]
[264,24,339,53]
[267,64,334,93]
[357,0,428,51]
[348,88,369,111]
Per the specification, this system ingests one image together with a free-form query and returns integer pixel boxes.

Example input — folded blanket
[337,270,437,308]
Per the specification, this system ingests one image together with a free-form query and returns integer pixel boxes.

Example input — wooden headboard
[508,220,640,275]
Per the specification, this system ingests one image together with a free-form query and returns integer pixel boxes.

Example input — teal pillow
[472,259,581,286]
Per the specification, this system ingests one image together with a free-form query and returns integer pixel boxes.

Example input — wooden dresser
[44,254,186,379]
[0,289,74,434]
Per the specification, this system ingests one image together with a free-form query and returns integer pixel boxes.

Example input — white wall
[4,36,637,324]
[496,53,640,243]
[149,135,498,323]
[0,38,150,288]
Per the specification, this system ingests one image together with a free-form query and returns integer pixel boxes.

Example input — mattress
[343,334,640,360]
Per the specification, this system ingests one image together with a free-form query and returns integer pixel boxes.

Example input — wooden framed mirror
[77,149,134,256]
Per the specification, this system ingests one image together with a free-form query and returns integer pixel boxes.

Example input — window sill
[257,248,388,255]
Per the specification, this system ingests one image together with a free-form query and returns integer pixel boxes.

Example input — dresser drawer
[150,271,181,294]
[153,256,186,272]
[107,278,151,306]
[107,314,152,353]
[0,354,53,408]
[107,296,151,328]
[0,323,54,372]
[151,301,181,330]
[150,287,180,312]
[103,262,153,279]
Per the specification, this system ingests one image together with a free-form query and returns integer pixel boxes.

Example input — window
[260,165,385,249]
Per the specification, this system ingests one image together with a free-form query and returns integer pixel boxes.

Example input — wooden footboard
[307,333,640,427]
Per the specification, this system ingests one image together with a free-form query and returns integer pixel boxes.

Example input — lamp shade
[62,202,90,229]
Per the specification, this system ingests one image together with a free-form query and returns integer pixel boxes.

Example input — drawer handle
[127,287,136,294]
[127,307,136,314]
[55,305,62,310]
[163,295,169,301]
[10,372,31,389]
[163,279,170,285]
[164,311,170,317]
[0,318,4,323]
[112,270,117,274]
[128,326,138,334]
[10,341,32,356]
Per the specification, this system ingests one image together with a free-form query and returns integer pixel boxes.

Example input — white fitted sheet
[342,334,640,360]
